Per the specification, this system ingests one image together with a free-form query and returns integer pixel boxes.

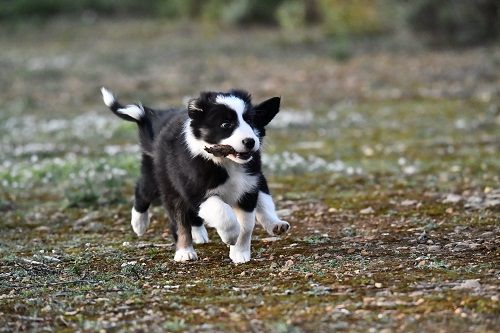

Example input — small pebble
[480,231,493,238]
[453,279,481,290]
[443,193,462,204]
[360,207,374,215]
[401,199,417,206]
[415,298,425,305]
[468,243,481,250]
[454,242,469,250]
[428,245,441,252]
[417,231,428,244]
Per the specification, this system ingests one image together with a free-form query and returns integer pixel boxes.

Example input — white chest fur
[206,162,258,206]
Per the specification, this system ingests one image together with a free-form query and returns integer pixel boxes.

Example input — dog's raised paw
[174,247,198,262]
[270,221,290,236]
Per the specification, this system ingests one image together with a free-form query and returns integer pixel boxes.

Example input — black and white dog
[101,88,290,263]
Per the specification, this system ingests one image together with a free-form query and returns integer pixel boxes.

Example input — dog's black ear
[254,97,280,127]
[188,98,204,119]
[188,92,217,119]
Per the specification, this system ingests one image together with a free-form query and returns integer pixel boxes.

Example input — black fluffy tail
[100,87,155,153]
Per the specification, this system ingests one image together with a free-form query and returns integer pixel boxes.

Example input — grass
[0,18,499,332]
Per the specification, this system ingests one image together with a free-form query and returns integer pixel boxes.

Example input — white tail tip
[101,87,115,107]
[117,104,145,121]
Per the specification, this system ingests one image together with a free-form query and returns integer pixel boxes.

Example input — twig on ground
[8,314,45,322]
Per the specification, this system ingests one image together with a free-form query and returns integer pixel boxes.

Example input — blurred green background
[1,0,499,46]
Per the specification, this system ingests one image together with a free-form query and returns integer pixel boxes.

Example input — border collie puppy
[101,88,290,263]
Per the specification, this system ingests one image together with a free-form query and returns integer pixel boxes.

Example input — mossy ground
[0,19,499,332]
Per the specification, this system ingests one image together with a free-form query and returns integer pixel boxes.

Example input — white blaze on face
[216,95,260,154]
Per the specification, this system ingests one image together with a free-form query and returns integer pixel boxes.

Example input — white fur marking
[199,196,240,245]
[174,246,198,262]
[101,87,115,107]
[215,95,246,114]
[117,104,145,121]
[256,192,290,236]
[131,207,150,237]
[217,95,260,155]
[191,225,209,244]
[206,162,258,206]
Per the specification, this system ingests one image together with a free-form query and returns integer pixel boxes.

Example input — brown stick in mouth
[204,145,236,157]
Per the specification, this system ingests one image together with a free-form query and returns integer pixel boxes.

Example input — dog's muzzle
[234,151,253,160]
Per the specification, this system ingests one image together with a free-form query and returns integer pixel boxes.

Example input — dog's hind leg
[131,154,158,237]
[188,209,209,244]
[256,175,290,236]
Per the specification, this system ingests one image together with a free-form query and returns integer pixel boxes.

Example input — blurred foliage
[216,0,286,25]
[275,0,323,31]
[275,0,307,40]
[0,0,158,18]
[407,0,500,46]
[0,0,498,46]
[0,0,286,23]
[317,0,387,37]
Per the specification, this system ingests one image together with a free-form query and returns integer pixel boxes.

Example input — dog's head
[185,89,280,164]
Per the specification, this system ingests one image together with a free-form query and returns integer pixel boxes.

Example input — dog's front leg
[198,196,240,245]
[256,192,290,236]
[173,209,198,262]
[229,208,256,264]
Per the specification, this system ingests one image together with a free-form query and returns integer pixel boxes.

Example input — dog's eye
[220,122,233,129]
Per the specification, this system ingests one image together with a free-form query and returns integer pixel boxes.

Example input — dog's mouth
[204,145,254,161]
[232,151,253,160]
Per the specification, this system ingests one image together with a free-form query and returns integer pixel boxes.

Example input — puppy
[101,88,290,263]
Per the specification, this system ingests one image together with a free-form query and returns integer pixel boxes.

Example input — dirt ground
[0,19,499,332]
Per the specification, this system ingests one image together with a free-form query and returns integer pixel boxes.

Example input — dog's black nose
[242,138,255,150]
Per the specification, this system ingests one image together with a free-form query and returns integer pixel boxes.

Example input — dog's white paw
[218,222,240,246]
[131,207,150,237]
[174,247,198,262]
[229,246,251,264]
[191,225,209,244]
[266,220,290,236]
